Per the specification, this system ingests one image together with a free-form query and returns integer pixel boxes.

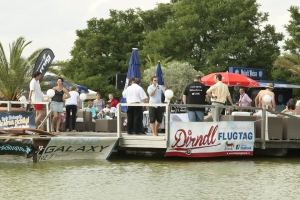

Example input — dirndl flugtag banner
[165,121,255,158]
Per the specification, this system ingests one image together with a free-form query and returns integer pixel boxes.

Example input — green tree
[0,37,42,101]
[141,0,283,78]
[62,9,145,101]
[143,61,203,99]
[273,6,300,87]
[283,6,300,54]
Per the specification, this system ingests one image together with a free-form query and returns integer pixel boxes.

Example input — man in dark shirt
[183,75,207,122]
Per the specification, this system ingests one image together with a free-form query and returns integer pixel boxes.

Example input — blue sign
[229,67,265,79]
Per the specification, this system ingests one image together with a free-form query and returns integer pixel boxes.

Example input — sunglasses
[153,80,158,81]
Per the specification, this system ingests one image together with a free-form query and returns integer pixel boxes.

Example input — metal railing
[117,103,299,150]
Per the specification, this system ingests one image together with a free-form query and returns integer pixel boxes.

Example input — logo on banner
[171,125,221,155]
[224,141,235,150]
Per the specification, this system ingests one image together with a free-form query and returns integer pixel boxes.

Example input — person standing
[182,75,207,122]
[28,71,44,129]
[255,83,276,110]
[122,77,148,135]
[206,74,234,122]
[65,85,79,132]
[237,87,252,111]
[147,76,165,136]
[51,77,70,132]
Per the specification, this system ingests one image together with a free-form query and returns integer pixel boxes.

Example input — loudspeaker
[116,74,127,89]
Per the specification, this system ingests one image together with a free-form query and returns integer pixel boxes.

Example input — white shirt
[122,83,148,103]
[29,78,43,102]
[65,91,79,106]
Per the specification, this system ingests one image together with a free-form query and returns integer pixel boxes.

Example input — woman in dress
[93,92,105,114]
[51,77,70,132]
[65,85,79,132]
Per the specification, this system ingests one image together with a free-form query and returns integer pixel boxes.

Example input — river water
[1,155,300,200]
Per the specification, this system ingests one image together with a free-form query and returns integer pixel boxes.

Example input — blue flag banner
[156,61,164,86]
[120,48,141,112]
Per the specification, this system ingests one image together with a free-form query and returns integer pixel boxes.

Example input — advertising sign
[0,111,35,129]
[0,139,33,157]
[165,121,254,157]
[229,67,265,79]
[39,137,118,161]
[32,48,55,82]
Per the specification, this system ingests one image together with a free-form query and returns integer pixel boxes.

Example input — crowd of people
[28,71,300,135]
[28,71,119,132]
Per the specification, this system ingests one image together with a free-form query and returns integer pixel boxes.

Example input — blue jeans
[187,110,204,122]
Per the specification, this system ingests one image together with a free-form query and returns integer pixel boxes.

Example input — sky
[0,0,299,61]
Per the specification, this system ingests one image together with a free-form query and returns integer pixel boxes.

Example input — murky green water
[1,156,300,200]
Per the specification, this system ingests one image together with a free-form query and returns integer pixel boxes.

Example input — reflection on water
[1,156,300,199]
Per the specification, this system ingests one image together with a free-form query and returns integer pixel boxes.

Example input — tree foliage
[273,6,300,86]
[143,61,203,99]
[141,0,283,78]
[63,0,284,100]
[283,6,300,54]
[0,37,42,101]
[61,9,145,101]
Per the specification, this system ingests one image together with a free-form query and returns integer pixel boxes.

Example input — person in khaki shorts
[206,74,234,121]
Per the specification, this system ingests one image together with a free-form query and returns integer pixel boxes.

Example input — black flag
[32,48,55,82]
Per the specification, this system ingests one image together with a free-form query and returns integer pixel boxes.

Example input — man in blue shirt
[84,100,97,118]
[147,76,165,136]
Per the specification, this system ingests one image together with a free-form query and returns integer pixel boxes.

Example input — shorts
[33,104,43,111]
[149,107,163,123]
[51,101,64,112]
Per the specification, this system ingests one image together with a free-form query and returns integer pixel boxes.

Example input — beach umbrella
[201,72,260,88]
[120,48,141,112]
[155,61,164,86]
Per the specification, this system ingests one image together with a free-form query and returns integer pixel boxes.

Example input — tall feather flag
[32,48,55,82]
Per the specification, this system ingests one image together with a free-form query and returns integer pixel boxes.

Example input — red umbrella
[201,72,260,88]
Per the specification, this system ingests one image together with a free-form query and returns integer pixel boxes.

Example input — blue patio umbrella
[155,61,164,86]
[120,48,141,112]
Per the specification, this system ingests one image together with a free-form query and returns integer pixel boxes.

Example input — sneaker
[72,130,77,132]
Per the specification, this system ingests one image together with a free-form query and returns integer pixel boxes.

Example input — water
[1,156,300,200]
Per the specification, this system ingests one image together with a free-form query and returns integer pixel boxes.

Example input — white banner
[165,121,254,157]
[39,137,118,161]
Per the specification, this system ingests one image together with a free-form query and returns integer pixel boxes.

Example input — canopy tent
[256,81,300,89]
[43,73,90,93]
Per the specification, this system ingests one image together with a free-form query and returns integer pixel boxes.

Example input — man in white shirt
[28,71,44,129]
[122,77,148,135]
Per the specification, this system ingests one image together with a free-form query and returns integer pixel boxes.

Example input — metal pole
[265,105,269,140]
[117,104,121,138]
[261,108,266,149]
[46,102,50,132]
[165,103,170,148]
[7,101,11,112]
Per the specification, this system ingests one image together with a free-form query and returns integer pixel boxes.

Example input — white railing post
[7,101,11,112]
[117,104,122,138]
[46,102,50,132]
[165,103,170,148]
